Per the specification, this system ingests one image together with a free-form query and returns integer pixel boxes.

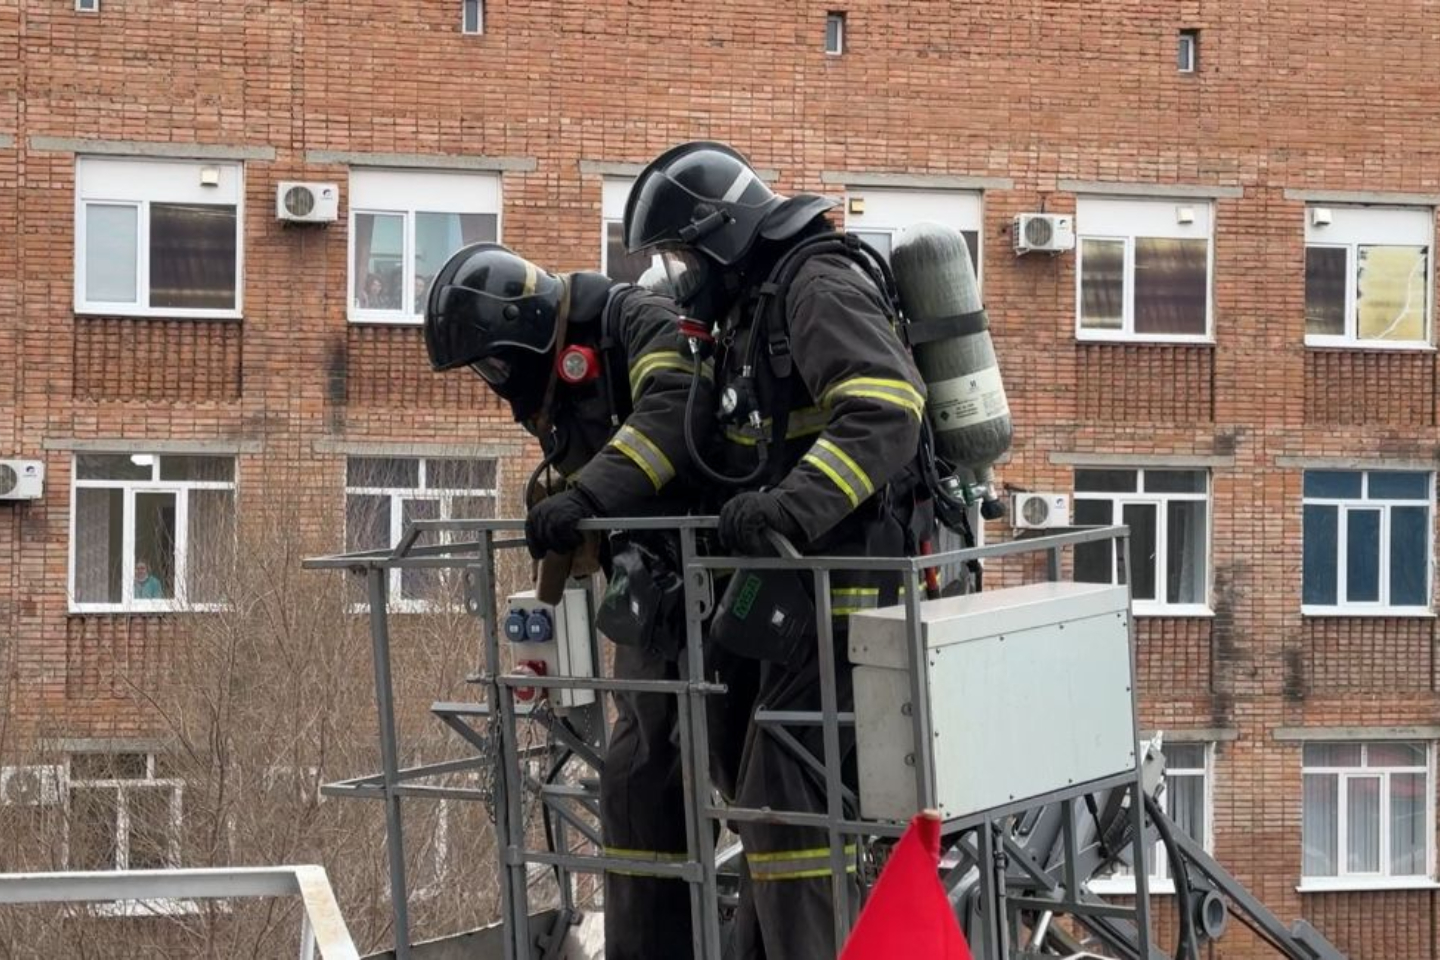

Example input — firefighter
[423,242,732,959]
[624,142,928,960]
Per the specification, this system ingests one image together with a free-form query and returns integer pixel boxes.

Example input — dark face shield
[658,249,710,306]
[469,355,513,387]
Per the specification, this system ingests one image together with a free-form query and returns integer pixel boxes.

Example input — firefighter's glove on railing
[718,491,803,556]
[524,487,599,560]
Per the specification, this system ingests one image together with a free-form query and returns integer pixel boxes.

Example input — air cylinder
[891,223,1013,509]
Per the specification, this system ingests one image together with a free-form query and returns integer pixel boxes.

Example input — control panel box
[850,581,1134,821]
[503,588,596,710]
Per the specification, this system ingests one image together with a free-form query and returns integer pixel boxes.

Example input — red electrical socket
[514,659,548,705]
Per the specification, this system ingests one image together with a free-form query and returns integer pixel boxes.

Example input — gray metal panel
[848,582,1129,668]
[856,587,1134,821]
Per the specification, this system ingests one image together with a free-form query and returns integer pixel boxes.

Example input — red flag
[840,811,974,960]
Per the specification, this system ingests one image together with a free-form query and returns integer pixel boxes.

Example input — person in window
[425,242,739,960]
[623,141,927,960]
[414,273,433,314]
[133,560,164,600]
[358,272,387,310]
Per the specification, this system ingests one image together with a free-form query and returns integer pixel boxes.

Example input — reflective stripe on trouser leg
[748,844,859,881]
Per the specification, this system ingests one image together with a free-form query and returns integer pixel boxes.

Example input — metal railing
[304,516,1147,960]
[0,865,359,960]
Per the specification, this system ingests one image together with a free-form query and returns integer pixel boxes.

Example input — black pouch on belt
[709,570,815,670]
[595,533,683,659]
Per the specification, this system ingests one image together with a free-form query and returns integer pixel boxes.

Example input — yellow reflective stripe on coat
[608,425,676,491]
[629,350,711,401]
[748,844,858,882]
[802,438,875,508]
[831,586,879,617]
[722,405,829,447]
[822,376,925,420]
[604,846,689,876]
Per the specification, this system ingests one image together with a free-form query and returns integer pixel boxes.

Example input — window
[844,188,983,289]
[1177,30,1198,73]
[67,753,183,871]
[601,179,657,284]
[1302,470,1432,613]
[75,158,243,318]
[344,457,499,610]
[1304,206,1432,347]
[349,169,500,324]
[1092,742,1212,893]
[69,454,237,612]
[462,0,482,34]
[1302,742,1432,886]
[1076,197,1213,340]
[1073,468,1210,614]
[76,0,99,11]
[825,12,846,55]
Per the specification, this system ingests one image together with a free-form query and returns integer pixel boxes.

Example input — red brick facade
[4,1,1439,955]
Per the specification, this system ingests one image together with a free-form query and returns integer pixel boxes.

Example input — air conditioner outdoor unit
[1012,492,1071,530]
[276,182,339,224]
[0,765,65,806]
[1013,213,1075,255]
[0,460,44,501]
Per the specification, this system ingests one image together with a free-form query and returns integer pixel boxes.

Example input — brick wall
[4,0,1440,953]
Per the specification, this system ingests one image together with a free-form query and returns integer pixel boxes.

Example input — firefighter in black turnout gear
[625,142,929,959]
[424,243,719,959]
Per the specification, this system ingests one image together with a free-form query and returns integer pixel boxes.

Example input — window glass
[1303,470,1362,499]
[1080,239,1124,330]
[85,204,139,303]
[1345,509,1381,603]
[149,203,238,310]
[1123,502,1158,601]
[133,491,177,601]
[1302,505,1338,606]
[1369,471,1429,500]
[1356,245,1428,342]
[348,457,420,489]
[429,459,497,490]
[1075,469,1138,493]
[1166,500,1207,604]
[605,221,654,284]
[1305,246,1347,337]
[354,212,405,311]
[415,212,496,313]
[1302,773,1339,877]
[74,488,124,605]
[77,454,152,482]
[1133,237,1208,336]
[159,455,235,483]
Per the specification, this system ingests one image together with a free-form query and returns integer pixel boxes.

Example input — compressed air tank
[890,222,1013,498]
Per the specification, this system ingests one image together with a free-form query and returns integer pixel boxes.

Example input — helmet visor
[469,355,513,387]
[659,249,710,307]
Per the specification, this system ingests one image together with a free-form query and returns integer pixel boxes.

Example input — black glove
[718,491,802,557]
[525,488,597,560]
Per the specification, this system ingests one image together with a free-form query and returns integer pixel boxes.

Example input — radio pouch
[710,570,815,669]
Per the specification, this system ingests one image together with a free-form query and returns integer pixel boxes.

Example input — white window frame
[825,12,846,55]
[347,169,502,325]
[461,0,483,34]
[1303,205,1434,350]
[600,178,659,282]
[1299,742,1436,891]
[1177,30,1198,73]
[76,0,99,12]
[1090,741,1214,895]
[1076,196,1214,343]
[65,753,184,871]
[68,454,237,614]
[1301,470,1434,617]
[74,157,245,319]
[344,457,500,613]
[843,187,985,292]
[1073,467,1212,616]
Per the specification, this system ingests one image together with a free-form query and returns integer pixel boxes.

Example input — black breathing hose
[683,358,770,488]
[1145,792,1202,960]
